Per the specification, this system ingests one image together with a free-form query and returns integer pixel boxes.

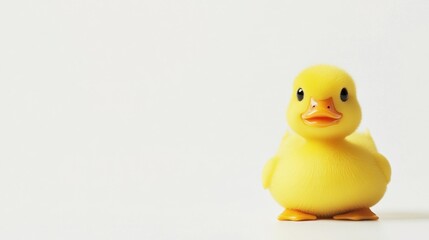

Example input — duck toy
[262,65,391,221]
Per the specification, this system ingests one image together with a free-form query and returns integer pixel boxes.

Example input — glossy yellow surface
[262,65,391,220]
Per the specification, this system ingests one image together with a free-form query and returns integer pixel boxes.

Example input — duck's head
[287,65,361,140]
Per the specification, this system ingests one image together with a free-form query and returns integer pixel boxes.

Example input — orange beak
[301,97,342,127]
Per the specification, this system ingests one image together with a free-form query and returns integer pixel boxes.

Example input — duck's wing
[346,130,378,152]
[262,155,279,189]
[347,131,391,183]
[375,152,391,183]
[262,132,290,189]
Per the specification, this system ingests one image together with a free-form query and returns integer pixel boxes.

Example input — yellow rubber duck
[262,65,391,221]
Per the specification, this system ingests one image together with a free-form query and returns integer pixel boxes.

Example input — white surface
[1,0,429,239]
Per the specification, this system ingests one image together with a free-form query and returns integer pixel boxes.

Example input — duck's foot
[278,209,317,221]
[333,208,379,221]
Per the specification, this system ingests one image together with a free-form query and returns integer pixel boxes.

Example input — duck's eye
[297,88,304,101]
[340,88,348,102]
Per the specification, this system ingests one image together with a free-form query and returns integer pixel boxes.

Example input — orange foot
[333,208,379,221]
[278,209,317,221]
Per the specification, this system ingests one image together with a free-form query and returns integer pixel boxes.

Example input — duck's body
[262,65,391,221]
[264,132,390,217]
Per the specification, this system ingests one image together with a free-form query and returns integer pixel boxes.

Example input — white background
[1,0,429,239]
